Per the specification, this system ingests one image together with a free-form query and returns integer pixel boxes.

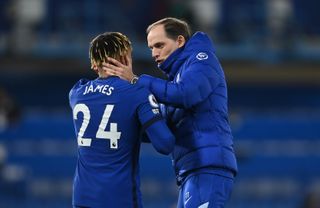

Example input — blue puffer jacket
[138,32,238,179]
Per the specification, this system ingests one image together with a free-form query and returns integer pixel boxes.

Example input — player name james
[83,84,114,96]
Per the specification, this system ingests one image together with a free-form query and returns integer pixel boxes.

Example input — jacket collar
[158,46,184,79]
[158,32,214,79]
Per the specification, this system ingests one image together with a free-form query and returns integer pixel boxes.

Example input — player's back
[69,76,147,208]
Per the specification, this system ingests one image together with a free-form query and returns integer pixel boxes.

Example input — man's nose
[152,49,159,59]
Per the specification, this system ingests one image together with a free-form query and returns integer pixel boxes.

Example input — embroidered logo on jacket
[196,52,208,60]
[148,94,159,108]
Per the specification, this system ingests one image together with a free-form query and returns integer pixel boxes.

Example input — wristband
[130,75,139,84]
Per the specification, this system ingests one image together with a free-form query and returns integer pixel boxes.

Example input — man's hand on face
[102,55,134,82]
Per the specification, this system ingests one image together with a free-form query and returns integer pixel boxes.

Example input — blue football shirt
[69,76,174,208]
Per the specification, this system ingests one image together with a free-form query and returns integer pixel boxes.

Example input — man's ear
[177,35,186,48]
[91,63,99,74]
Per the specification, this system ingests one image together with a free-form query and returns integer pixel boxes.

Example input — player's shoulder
[69,78,90,96]
[71,78,90,90]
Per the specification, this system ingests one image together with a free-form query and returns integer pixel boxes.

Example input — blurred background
[1,0,320,207]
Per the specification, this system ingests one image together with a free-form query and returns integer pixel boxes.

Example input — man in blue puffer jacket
[103,17,238,208]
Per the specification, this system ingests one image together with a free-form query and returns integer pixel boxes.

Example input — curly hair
[89,32,132,69]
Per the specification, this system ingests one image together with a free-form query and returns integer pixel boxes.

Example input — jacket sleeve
[138,61,220,108]
[136,91,175,155]
[143,119,175,155]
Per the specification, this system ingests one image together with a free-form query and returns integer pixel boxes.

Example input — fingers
[102,62,121,70]
[102,62,123,76]
[101,57,133,81]
[125,54,132,66]
[121,56,126,66]
[106,57,122,67]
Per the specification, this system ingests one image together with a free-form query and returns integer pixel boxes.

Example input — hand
[102,55,134,82]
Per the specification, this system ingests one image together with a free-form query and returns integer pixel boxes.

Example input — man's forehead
[147,26,167,44]
[148,25,166,38]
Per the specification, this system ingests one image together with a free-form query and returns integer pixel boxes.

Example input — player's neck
[98,71,111,79]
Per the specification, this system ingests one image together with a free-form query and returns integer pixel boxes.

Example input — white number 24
[73,104,121,149]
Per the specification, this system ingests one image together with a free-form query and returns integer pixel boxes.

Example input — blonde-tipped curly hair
[89,32,132,69]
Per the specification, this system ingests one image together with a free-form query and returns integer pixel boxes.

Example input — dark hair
[146,17,191,41]
[89,32,132,68]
